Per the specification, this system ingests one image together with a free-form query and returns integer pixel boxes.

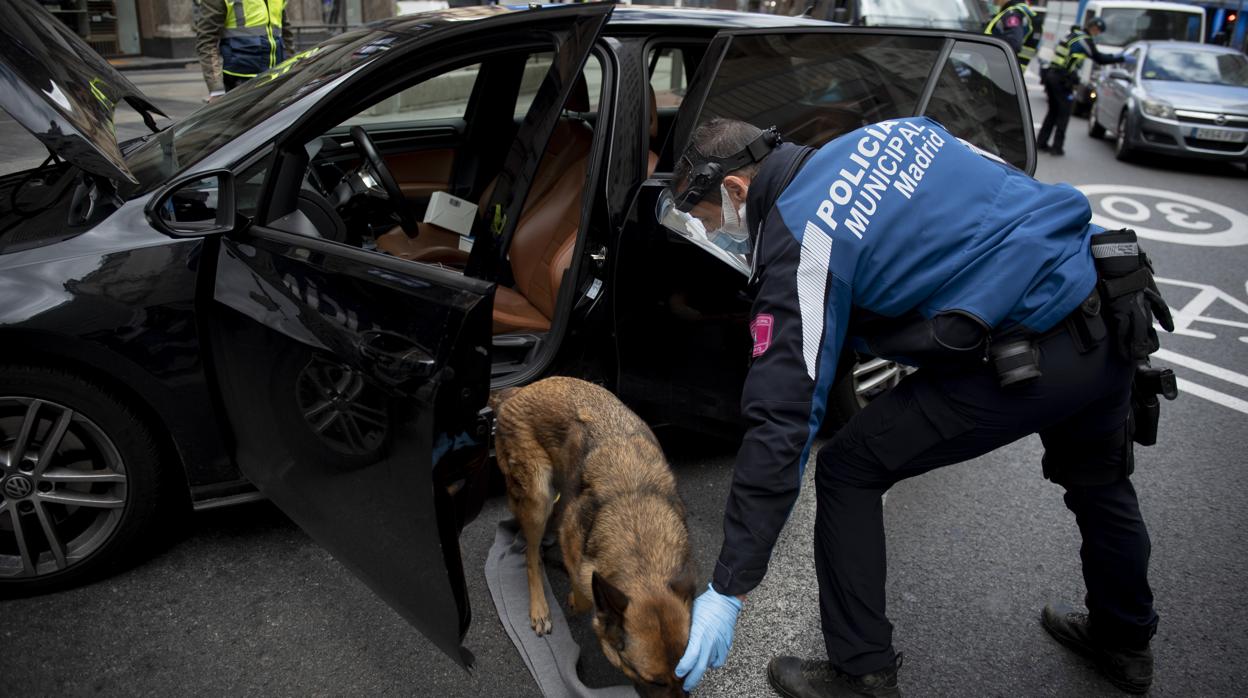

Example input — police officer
[1037,17,1124,156]
[194,0,293,102]
[984,0,1039,73]
[661,117,1171,696]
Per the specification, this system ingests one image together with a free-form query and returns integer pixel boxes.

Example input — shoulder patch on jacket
[751,314,774,358]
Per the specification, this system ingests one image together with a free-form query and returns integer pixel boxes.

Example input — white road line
[1175,377,1248,415]
[1153,348,1248,389]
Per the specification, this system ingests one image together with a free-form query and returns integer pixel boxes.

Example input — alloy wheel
[0,397,127,579]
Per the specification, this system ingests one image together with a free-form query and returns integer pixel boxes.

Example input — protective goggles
[656,188,753,278]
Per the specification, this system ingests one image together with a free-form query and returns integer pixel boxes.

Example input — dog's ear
[593,571,630,617]
[668,561,698,601]
[592,571,630,651]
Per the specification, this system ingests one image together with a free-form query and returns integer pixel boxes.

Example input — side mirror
[146,169,237,237]
[1108,69,1132,82]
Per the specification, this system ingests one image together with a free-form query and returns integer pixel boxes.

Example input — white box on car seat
[424,191,477,237]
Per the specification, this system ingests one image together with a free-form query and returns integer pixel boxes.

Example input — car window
[1142,49,1248,86]
[342,62,483,126]
[514,52,601,117]
[924,40,1027,170]
[649,47,688,108]
[696,33,945,148]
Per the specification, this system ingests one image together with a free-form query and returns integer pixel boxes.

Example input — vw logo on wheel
[3,474,34,499]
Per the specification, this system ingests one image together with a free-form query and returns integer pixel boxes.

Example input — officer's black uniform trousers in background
[1037,69,1075,152]
[813,314,1159,676]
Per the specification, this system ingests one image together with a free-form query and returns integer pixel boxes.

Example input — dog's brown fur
[491,377,695,696]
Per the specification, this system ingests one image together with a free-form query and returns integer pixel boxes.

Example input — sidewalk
[0,67,208,176]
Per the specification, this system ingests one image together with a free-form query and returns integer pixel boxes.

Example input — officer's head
[1085,16,1107,35]
[658,118,779,275]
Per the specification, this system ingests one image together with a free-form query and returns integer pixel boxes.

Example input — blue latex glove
[675,583,743,692]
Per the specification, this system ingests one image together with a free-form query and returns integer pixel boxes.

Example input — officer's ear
[722,173,750,207]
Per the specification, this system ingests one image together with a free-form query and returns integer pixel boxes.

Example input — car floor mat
[484,518,638,698]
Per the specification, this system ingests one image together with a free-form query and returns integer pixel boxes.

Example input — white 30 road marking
[1076,185,1248,247]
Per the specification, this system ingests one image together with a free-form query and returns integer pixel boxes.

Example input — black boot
[1041,603,1153,694]
[767,654,902,698]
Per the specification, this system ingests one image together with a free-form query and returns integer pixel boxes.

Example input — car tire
[0,366,167,597]
[1088,107,1106,139]
[1115,111,1135,161]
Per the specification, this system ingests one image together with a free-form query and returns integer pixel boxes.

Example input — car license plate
[1192,127,1247,143]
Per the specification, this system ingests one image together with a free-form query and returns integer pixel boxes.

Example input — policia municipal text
[194,0,292,101]
[662,118,1176,696]
[1038,17,1124,156]
[984,0,1039,74]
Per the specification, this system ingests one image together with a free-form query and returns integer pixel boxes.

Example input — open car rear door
[617,25,1035,431]
[204,3,612,668]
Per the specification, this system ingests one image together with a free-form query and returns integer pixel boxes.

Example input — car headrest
[565,72,591,113]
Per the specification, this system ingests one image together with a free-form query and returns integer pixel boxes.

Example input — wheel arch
[0,329,198,508]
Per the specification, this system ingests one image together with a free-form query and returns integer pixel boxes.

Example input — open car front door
[616,25,1035,432]
[203,4,612,668]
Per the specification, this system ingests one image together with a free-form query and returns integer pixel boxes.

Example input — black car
[0,0,1033,665]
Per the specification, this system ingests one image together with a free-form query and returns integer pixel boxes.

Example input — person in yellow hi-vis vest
[984,0,1039,74]
[194,0,293,102]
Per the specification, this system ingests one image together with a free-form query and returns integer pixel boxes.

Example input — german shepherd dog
[491,377,695,697]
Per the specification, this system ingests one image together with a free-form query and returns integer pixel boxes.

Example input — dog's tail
[488,386,521,412]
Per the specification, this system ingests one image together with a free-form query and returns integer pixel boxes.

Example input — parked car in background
[1036,1,1207,116]
[1089,41,1248,166]
[0,0,1033,665]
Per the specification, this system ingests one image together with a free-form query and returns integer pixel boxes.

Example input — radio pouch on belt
[1089,228,1179,445]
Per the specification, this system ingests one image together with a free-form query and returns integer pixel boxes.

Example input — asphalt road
[4,69,1248,697]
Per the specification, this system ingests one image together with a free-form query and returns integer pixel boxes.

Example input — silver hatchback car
[1089,41,1248,166]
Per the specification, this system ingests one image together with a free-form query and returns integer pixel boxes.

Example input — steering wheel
[349,125,419,237]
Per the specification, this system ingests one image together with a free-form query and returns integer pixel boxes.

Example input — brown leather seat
[380,76,595,334]
[491,117,593,333]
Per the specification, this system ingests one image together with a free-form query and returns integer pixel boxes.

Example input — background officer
[1037,17,1124,156]
[194,0,293,102]
[663,117,1168,696]
[984,0,1039,74]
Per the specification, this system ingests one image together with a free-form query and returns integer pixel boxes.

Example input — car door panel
[205,3,614,667]
[618,26,1034,431]
[207,230,494,667]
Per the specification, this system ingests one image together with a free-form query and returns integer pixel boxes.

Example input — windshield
[1142,49,1248,86]
[1099,9,1203,46]
[121,26,411,195]
[858,0,985,30]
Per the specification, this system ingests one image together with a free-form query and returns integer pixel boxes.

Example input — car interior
[255,36,697,382]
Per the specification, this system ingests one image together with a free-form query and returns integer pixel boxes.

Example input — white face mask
[714,183,749,252]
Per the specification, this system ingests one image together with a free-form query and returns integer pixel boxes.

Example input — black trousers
[1037,70,1075,151]
[814,323,1158,675]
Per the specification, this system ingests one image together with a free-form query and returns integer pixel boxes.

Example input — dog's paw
[530,610,553,636]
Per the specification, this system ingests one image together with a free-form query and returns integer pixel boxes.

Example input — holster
[1090,228,1180,446]
[1131,362,1178,447]
[1090,229,1175,361]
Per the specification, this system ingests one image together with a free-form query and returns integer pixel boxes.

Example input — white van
[1035,1,1206,113]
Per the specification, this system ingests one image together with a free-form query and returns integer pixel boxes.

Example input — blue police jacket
[712,117,1101,597]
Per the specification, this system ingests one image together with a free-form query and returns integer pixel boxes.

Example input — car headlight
[1141,99,1174,119]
